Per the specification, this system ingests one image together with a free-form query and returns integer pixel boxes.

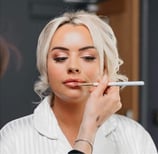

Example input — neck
[52,96,86,145]
[52,96,86,127]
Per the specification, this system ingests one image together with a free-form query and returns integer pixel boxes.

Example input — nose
[67,67,81,74]
[67,54,81,74]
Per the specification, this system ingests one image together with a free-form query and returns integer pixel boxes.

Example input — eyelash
[81,56,96,61]
[53,56,96,63]
[53,57,68,62]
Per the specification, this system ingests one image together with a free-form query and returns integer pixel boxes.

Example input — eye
[81,56,96,62]
[53,57,68,62]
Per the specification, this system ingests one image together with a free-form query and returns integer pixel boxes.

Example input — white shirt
[0,96,157,154]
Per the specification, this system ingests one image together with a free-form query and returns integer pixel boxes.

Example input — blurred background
[0,0,157,148]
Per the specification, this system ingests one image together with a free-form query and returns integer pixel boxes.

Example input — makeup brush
[78,81,145,87]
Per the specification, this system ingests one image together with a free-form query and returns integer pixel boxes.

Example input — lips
[63,79,85,88]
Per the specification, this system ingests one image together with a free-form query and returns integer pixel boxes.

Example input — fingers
[108,87,122,112]
[85,74,122,120]
[82,82,122,133]
[92,75,109,96]
[98,86,121,117]
[105,86,122,114]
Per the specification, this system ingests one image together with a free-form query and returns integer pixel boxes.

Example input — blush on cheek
[81,69,101,83]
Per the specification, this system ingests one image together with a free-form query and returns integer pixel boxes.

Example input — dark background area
[0,0,157,148]
[144,0,158,146]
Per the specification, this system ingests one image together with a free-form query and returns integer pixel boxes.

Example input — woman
[0,11,157,154]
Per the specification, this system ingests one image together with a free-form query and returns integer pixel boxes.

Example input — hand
[73,75,122,154]
[78,75,122,141]
[83,75,121,129]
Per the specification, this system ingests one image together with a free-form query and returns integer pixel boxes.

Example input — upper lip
[63,78,86,84]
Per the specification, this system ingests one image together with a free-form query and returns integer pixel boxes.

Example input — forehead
[54,23,91,37]
[49,24,94,47]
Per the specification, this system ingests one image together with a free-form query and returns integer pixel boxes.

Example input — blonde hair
[34,10,128,99]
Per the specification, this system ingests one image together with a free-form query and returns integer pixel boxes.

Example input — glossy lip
[63,78,86,88]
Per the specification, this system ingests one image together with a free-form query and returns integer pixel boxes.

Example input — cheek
[47,62,63,83]
[80,63,101,81]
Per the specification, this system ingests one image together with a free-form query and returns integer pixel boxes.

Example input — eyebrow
[79,46,96,51]
[51,46,96,52]
[51,47,68,51]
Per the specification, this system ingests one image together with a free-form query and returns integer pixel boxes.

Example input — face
[47,24,101,103]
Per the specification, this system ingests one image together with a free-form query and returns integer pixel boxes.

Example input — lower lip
[64,82,80,88]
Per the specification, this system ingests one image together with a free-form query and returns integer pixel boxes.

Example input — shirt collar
[101,114,118,137]
[33,96,59,139]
